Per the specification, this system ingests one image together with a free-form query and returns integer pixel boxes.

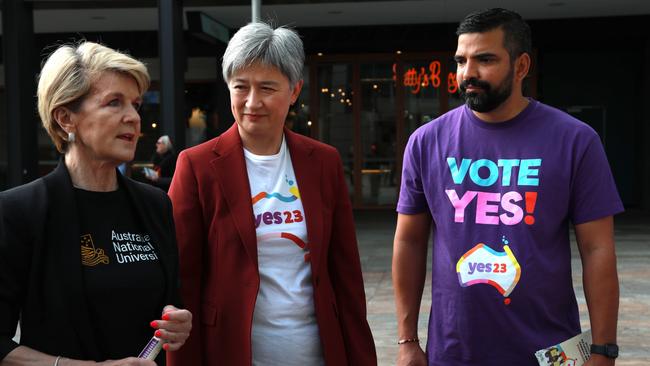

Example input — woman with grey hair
[168,22,377,366]
[0,41,191,366]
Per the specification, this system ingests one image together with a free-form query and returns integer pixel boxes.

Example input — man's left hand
[585,354,615,366]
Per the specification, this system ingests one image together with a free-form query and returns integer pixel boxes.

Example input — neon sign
[393,62,458,94]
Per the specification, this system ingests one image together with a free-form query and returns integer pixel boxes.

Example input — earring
[68,132,75,143]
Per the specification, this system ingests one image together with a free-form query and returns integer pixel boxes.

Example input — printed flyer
[535,330,592,366]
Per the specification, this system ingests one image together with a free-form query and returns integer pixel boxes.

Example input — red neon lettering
[391,61,458,95]
[429,61,441,88]
[420,67,430,89]
[447,72,458,94]
[404,67,420,94]
[404,61,443,94]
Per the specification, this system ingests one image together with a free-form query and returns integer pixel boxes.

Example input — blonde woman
[0,42,191,366]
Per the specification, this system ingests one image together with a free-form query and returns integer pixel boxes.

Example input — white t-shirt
[244,135,324,366]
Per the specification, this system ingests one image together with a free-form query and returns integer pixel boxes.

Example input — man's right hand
[393,212,431,366]
[396,342,427,366]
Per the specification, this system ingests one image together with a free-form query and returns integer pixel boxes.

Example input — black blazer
[0,161,180,362]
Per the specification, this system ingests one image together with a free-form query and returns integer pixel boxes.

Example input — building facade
[1,1,648,211]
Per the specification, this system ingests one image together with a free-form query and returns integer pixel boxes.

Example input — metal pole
[252,0,261,22]
[635,38,650,213]
[158,0,186,150]
[2,0,38,187]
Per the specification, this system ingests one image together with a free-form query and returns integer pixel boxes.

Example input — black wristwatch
[590,343,619,359]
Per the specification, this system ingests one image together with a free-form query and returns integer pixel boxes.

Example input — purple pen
[138,336,163,360]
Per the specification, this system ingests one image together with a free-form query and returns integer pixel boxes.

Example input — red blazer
[167,124,376,366]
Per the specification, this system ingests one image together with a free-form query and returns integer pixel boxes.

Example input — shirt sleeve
[397,131,429,214]
[569,133,624,224]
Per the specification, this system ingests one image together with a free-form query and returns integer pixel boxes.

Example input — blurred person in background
[167,22,376,366]
[145,135,176,192]
[0,41,191,366]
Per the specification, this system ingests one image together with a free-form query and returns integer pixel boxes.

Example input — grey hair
[222,22,304,87]
[158,135,173,151]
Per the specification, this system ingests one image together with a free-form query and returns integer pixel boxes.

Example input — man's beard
[459,68,514,113]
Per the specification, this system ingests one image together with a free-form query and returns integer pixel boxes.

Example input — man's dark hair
[456,8,532,60]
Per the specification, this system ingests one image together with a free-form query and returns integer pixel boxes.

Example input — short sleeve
[397,131,429,214]
[569,133,624,224]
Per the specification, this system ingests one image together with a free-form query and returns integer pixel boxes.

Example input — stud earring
[68,132,75,143]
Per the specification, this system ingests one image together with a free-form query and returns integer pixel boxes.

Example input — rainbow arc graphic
[252,185,301,205]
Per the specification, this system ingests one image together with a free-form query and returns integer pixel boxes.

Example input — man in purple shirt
[393,8,622,366]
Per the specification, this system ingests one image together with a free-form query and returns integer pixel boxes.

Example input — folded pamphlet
[535,330,592,366]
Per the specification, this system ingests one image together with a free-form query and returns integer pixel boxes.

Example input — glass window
[360,63,397,206]
[317,63,354,201]
[401,60,442,137]
[287,65,312,136]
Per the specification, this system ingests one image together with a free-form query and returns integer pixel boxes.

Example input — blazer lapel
[211,124,259,268]
[119,174,173,302]
[286,130,324,275]
[43,161,101,360]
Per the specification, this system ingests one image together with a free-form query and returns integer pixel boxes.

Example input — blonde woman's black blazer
[0,161,180,362]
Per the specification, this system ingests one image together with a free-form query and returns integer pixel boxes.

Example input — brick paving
[11,211,649,365]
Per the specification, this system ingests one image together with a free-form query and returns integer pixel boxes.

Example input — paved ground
[357,210,650,366]
[12,211,649,365]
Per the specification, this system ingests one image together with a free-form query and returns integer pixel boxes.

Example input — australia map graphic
[456,236,521,304]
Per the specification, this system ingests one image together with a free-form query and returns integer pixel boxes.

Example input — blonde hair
[37,41,150,152]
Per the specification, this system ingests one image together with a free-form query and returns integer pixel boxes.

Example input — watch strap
[590,343,619,359]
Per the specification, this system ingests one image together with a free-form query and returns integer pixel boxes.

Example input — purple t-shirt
[397,99,623,366]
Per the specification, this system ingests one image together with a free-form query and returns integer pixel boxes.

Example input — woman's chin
[109,151,135,165]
